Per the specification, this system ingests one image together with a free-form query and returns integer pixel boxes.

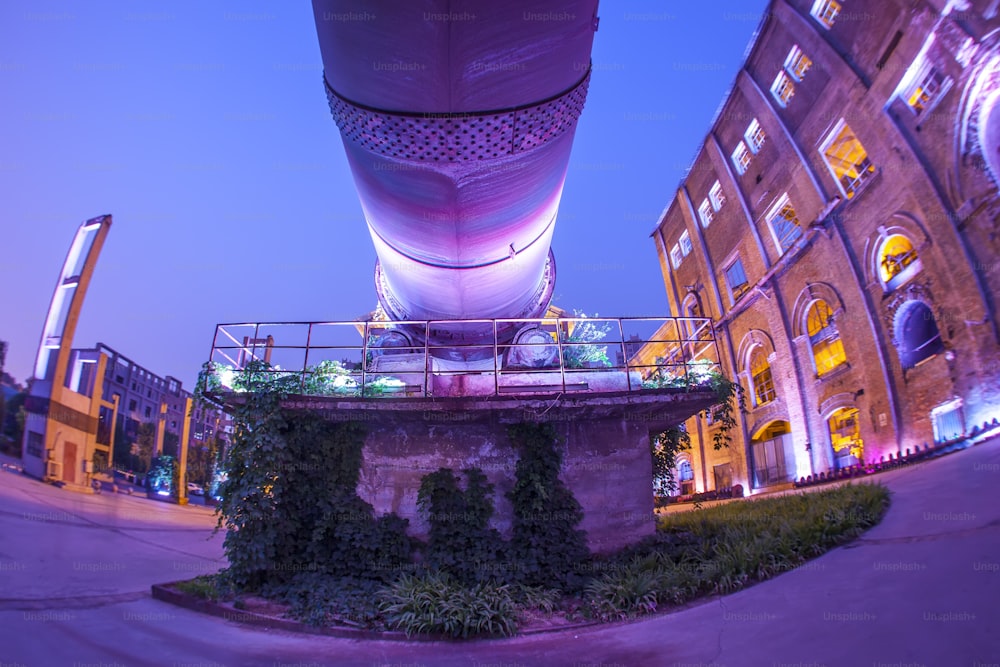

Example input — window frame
[819,119,876,200]
[784,44,812,81]
[670,243,683,270]
[765,193,804,255]
[902,64,951,116]
[749,347,777,407]
[679,230,693,257]
[724,257,750,303]
[878,233,922,291]
[698,198,715,227]
[709,181,726,211]
[731,141,752,175]
[745,118,766,154]
[770,71,795,108]
[810,0,841,29]
[806,300,848,376]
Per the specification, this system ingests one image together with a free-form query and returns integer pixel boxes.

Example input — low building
[649,0,1000,495]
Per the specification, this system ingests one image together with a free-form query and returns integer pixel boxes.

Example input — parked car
[186,483,204,496]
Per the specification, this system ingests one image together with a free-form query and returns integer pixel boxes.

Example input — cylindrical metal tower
[313,1,598,353]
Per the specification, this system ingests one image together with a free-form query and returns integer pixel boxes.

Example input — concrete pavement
[0,437,998,666]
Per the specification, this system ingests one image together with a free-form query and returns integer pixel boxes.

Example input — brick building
[651,0,1000,494]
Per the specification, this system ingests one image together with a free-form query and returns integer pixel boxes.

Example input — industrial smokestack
[313,1,598,355]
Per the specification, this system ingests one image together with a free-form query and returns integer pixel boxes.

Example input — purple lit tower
[312,1,598,356]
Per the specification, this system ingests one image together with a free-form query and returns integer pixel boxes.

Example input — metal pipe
[312,1,599,355]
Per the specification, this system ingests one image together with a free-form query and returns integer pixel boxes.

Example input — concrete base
[280,388,717,554]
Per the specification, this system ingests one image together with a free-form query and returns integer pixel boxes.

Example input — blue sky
[0,1,770,388]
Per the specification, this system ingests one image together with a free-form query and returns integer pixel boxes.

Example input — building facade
[651,0,1000,494]
[93,343,228,462]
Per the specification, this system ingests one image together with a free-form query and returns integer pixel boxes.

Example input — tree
[113,419,134,471]
[185,433,222,487]
[3,391,27,443]
[132,423,156,474]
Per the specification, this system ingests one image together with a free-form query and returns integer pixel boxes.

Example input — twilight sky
[0,1,770,389]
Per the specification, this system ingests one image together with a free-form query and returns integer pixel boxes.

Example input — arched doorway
[750,421,794,488]
[827,407,864,469]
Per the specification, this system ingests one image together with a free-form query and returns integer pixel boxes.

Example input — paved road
[1,438,998,667]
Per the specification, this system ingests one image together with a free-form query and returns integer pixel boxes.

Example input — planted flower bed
[169,482,889,638]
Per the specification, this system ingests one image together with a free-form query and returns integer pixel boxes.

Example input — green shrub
[585,566,660,620]
[379,572,518,638]
[174,574,229,601]
[264,572,383,627]
[510,584,562,613]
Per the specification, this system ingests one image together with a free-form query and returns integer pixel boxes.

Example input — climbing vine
[208,360,410,590]
[417,467,506,586]
[506,423,590,591]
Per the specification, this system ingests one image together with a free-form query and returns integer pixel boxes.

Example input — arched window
[828,407,863,469]
[897,301,944,368]
[878,234,921,290]
[678,459,695,495]
[807,300,847,375]
[749,347,776,406]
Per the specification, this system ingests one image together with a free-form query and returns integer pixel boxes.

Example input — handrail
[206,316,723,399]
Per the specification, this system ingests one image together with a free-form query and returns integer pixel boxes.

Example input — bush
[263,572,383,627]
[379,571,518,638]
[174,574,229,602]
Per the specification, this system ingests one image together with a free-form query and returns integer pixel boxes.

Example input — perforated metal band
[325,71,591,162]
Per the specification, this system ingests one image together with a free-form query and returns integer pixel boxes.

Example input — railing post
[302,322,313,395]
[618,318,629,391]
[424,320,431,397]
[362,322,369,397]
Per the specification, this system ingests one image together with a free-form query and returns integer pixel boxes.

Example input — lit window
[725,259,750,301]
[678,460,694,482]
[745,118,766,154]
[709,181,726,211]
[904,66,950,115]
[770,71,795,107]
[766,194,803,254]
[784,44,812,81]
[811,0,841,29]
[679,230,693,256]
[670,243,683,269]
[878,234,921,289]
[807,300,847,375]
[820,121,875,199]
[750,347,776,406]
[698,199,714,227]
[828,407,863,468]
[897,301,944,369]
[731,141,752,175]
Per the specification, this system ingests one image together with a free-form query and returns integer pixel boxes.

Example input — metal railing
[204,316,721,399]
